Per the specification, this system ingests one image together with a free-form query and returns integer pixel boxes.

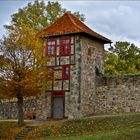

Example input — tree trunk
[17,96,24,126]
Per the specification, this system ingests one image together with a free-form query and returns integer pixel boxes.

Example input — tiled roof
[37,12,111,43]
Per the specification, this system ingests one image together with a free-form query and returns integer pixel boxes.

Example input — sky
[0,0,140,48]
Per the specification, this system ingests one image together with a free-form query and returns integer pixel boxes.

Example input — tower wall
[36,35,82,119]
[80,36,105,116]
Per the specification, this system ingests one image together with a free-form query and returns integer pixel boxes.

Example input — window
[62,65,70,79]
[60,38,70,56]
[46,40,56,56]
[87,44,92,56]
[88,47,92,56]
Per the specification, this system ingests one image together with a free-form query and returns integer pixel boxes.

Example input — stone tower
[36,12,111,120]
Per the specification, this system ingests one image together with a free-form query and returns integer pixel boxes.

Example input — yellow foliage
[0,24,48,99]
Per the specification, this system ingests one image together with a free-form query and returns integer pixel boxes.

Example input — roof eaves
[83,32,111,43]
[43,31,84,38]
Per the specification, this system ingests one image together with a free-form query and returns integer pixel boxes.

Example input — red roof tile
[37,12,111,43]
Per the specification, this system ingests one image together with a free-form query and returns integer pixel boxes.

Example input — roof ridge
[67,13,110,41]
[37,12,78,37]
[67,13,84,32]
[37,12,111,43]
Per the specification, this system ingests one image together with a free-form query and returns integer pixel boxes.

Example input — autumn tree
[105,41,140,75]
[0,1,85,126]
[5,0,85,32]
[0,27,44,126]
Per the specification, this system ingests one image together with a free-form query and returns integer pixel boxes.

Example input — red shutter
[60,38,70,56]
[62,65,70,80]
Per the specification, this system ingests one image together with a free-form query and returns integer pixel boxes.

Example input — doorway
[52,91,64,119]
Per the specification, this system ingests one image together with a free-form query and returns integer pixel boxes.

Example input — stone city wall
[1,75,140,119]
[0,98,37,119]
[95,75,140,114]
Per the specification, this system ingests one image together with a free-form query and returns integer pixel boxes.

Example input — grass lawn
[44,126,140,140]
[25,113,140,140]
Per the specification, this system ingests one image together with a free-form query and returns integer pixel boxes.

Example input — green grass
[25,113,140,140]
[44,126,140,140]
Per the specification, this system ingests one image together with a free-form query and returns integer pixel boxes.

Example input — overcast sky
[0,1,140,47]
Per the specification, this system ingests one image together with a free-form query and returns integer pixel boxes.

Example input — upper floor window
[60,38,70,56]
[46,40,56,56]
[62,65,70,79]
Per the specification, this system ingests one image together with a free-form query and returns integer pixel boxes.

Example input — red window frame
[52,91,64,97]
[62,65,70,80]
[60,38,71,56]
[46,40,56,56]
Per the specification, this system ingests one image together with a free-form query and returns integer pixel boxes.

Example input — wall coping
[95,75,140,86]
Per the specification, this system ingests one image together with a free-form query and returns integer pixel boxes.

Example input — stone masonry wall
[66,35,81,119]
[80,36,105,117]
[36,93,47,120]
[95,75,140,114]
[0,98,37,119]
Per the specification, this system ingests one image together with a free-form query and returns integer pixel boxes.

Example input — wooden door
[52,97,64,118]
